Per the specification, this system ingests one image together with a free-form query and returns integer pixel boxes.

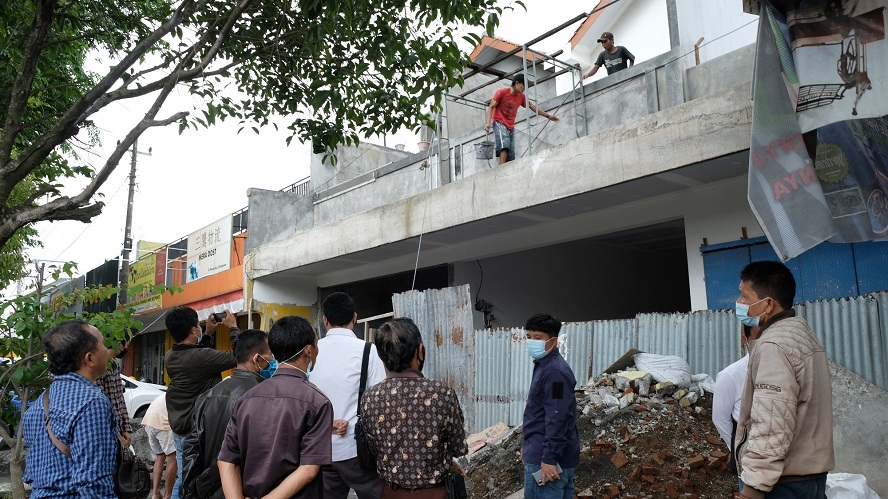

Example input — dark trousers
[322,457,384,499]
[764,474,827,498]
[381,484,446,499]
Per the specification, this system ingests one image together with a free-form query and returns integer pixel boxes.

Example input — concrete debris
[466,359,738,498]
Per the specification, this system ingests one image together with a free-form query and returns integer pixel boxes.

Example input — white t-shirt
[712,354,749,450]
[310,327,386,462]
[140,392,170,432]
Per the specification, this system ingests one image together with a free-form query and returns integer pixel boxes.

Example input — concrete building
[244,0,888,331]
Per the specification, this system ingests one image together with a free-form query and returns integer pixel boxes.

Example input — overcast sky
[22,1,590,284]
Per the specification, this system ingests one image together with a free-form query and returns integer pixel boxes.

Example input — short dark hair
[322,292,355,328]
[45,320,100,375]
[234,329,269,364]
[512,73,525,86]
[740,261,796,310]
[166,306,198,343]
[525,313,562,336]
[268,316,316,362]
[374,318,423,372]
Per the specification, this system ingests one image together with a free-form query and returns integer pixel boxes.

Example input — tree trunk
[10,452,26,499]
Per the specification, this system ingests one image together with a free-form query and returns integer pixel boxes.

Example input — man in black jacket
[181,329,273,499]
[165,307,240,499]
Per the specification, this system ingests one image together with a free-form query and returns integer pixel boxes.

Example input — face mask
[257,356,278,380]
[735,298,768,327]
[282,345,314,378]
[526,338,553,360]
[192,328,204,344]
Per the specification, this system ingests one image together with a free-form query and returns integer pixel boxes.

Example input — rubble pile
[466,366,738,499]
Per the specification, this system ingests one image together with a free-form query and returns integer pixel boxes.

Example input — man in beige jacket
[733,261,833,499]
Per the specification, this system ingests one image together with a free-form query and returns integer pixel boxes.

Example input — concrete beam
[247,81,752,280]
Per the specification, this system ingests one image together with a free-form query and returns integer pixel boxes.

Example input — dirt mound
[466,371,739,499]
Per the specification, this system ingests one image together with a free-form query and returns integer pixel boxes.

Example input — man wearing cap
[583,32,634,79]
[485,73,559,165]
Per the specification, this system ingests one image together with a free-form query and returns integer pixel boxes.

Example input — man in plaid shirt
[99,343,133,447]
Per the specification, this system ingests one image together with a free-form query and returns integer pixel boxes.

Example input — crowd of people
[21,261,833,499]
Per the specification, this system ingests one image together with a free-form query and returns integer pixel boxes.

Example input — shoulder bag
[354,341,378,471]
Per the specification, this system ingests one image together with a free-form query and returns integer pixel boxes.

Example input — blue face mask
[257,356,278,379]
[735,298,768,327]
[526,338,553,360]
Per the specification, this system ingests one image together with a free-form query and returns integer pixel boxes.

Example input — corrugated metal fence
[394,286,888,432]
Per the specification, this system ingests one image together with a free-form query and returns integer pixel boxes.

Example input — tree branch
[0,0,58,167]
[0,0,207,203]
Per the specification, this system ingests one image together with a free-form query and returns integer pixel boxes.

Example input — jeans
[172,432,185,499]
[764,475,827,498]
[523,464,575,499]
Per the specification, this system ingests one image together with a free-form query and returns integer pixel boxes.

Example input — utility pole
[117,140,151,307]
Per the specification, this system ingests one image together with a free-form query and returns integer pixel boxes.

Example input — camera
[212,312,227,323]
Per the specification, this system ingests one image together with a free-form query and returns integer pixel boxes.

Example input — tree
[0,0,506,252]
[0,262,172,498]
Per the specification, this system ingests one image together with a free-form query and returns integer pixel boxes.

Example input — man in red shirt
[484,74,559,165]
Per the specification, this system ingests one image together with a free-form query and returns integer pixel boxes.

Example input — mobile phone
[212,312,226,322]
[532,463,563,485]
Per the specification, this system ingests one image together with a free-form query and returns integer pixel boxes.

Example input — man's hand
[206,314,220,336]
[547,114,560,123]
[118,431,132,448]
[484,123,491,133]
[222,309,238,329]
[332,420,348,437]
[540,462,560,485]
[450,459,466,477]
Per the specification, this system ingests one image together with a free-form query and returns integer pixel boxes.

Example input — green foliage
[0,270,180,455]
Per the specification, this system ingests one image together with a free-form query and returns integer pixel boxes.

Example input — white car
[120,374,166,419]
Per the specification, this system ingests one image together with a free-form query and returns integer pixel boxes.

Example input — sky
[20,1,592,286]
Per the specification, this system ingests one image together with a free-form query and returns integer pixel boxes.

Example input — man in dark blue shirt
[521,313,579,499]
[23,320,118,498]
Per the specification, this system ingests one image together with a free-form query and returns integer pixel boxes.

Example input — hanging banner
[748,1,888,260]
[127,251,164,313]
[186,214,233,283]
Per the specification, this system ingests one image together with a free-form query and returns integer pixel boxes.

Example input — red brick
[706,435,723,446]
[682,478,694,488]
[611,451,630,469]
[635,405,648,412]
[642,475,656,484]
[628,466,642,483]
[607,484,620,496]
[688,454,705,469]
[641,465,657,476]
[709,450,727,459]
[662,451,677,461]
[652,453,665,466]
[706,457,721,470]
[665,483,680,498]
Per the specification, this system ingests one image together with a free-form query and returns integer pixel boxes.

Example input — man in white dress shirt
[311,292,386,499]
[713,325,758,489]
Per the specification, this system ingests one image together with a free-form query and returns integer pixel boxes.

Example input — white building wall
[675,0,759,67]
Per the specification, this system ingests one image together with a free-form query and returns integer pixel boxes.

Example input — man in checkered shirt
[23,320,118,498]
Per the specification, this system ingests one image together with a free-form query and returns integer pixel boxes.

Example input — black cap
[512,73,525,86]
[597,31,614,43]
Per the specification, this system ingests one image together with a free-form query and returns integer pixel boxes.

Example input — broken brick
[628,466,642,483]
[688,455,705,469]
[635,405,648,412]
[642,475,656,484]
[652,453,664,466]
[706,435,723,446]
[611,451,630,469]
[641,465,657,476]
[707,457,721,470]
[710,450,727,459]
[607,484,620,496]
[665,483,680,498]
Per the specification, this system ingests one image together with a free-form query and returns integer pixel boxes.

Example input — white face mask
[281,345,314,378]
